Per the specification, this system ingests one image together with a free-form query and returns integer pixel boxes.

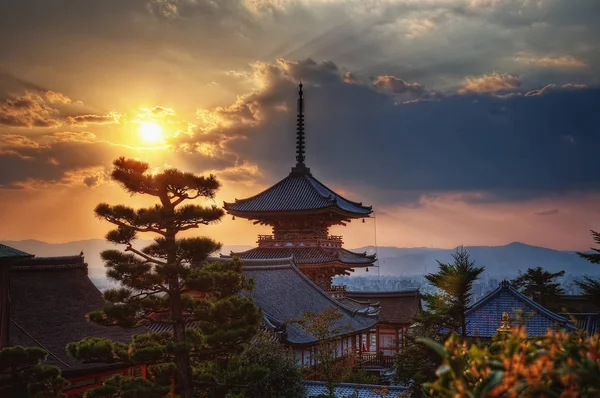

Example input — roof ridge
[304,173,373,211]
[466,282,573,325]
[223,174,293,207]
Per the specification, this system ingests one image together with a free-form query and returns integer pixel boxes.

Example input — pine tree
[394,247,484,397]
[576,230,600,306]
[67,157,262,398]
[511,266,565,309]
[425,247,484,338]
[0,346,68,398]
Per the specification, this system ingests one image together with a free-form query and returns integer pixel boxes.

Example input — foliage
[0,346,68,398]
[67,157,262,398]
[394,247,484,397]
[576,230,600,307]
[342,368,378,384]
[511,266,565,309]
[295,307,353,398]
[220,330,305,398]
[423,326,600,397]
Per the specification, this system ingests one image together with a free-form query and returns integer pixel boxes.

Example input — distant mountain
[354,242,599,277]
[2,240,598,281]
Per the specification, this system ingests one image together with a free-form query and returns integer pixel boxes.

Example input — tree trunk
[171,289,194,398]
[166,227,194,398]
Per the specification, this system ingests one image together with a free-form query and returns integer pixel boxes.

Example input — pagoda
[223,84,375,295]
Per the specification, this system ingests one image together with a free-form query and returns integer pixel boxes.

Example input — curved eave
[223,204,372,220]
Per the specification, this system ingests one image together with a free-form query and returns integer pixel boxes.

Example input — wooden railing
[355,352,395,369]
[257,235,344,247]
[328,285,347,292]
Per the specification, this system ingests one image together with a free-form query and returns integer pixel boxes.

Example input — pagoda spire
[295,82,305,166]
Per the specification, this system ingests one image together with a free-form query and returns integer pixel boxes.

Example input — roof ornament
[296,82,305,165]
[500,280,510,288]
[496,311,512,334]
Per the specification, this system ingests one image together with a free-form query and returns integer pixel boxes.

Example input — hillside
[353,242,598,277]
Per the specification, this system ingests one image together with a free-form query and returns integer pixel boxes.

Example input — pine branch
[125,245,166,266]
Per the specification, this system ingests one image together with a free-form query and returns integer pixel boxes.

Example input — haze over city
[1,0,599,251]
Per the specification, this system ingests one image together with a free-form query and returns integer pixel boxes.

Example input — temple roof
[228,257,377,345]
[8,254,135,375]
[224,169,372,218]
[0,244,32,260]
[464,281,576,338]
[346,289,422,325]
[223,246,376,266]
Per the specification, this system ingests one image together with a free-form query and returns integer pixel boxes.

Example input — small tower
[223,84,375,295]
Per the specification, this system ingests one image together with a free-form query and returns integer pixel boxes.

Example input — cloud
[371,75,433,99]
[66,112,121,126]
[515,54,588,68]
[0,91,64,127]
[525,83,587,97]
[459,73,521,93]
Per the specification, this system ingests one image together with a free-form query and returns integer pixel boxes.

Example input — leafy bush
[422,326,600,397]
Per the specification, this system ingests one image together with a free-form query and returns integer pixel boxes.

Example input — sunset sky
[1,0,599,251]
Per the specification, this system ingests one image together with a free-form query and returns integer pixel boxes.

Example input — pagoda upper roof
[224,166,372,218]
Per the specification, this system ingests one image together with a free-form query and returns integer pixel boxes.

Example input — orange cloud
[459,73,521,93]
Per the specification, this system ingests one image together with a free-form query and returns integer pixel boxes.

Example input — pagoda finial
[296,82,305,165]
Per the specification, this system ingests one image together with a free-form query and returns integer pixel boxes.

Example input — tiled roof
[225,247,376,266]
[8,254,135,374]
[303,381,407,397]
[224,169,372,217]
[0,244,32,260]
[234,257,377,345]
[465,281,576,338]
[347,290,422,325]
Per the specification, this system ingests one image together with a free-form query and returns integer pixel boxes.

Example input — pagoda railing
[326,284,347,298]
[257,235,344,248]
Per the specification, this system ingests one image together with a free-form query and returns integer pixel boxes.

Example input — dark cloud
[0,135,114,187]
[66,113,121,126]
[188,58,600,206]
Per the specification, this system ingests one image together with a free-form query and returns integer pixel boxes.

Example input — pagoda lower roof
[223,167,372,217]
[222,246,376,266]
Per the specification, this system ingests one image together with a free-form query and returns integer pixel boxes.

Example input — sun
[138,121,163,143]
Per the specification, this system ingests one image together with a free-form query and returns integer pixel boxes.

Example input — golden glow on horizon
[138,121,163,143]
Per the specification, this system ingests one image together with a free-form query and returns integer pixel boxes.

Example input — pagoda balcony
[257,234,344,248]
[325,284,347,298]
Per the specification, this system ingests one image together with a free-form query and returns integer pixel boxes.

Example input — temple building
[464,280,576,338]
[0,244,142,397]
[223,84,375,295]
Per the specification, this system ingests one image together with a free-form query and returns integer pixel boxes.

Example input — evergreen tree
[0,346,68,398]
[576,230,600,307]
[425,247,484,338]
[394,247,484,397]
[67,157,262,398]
[511,266,565,309]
